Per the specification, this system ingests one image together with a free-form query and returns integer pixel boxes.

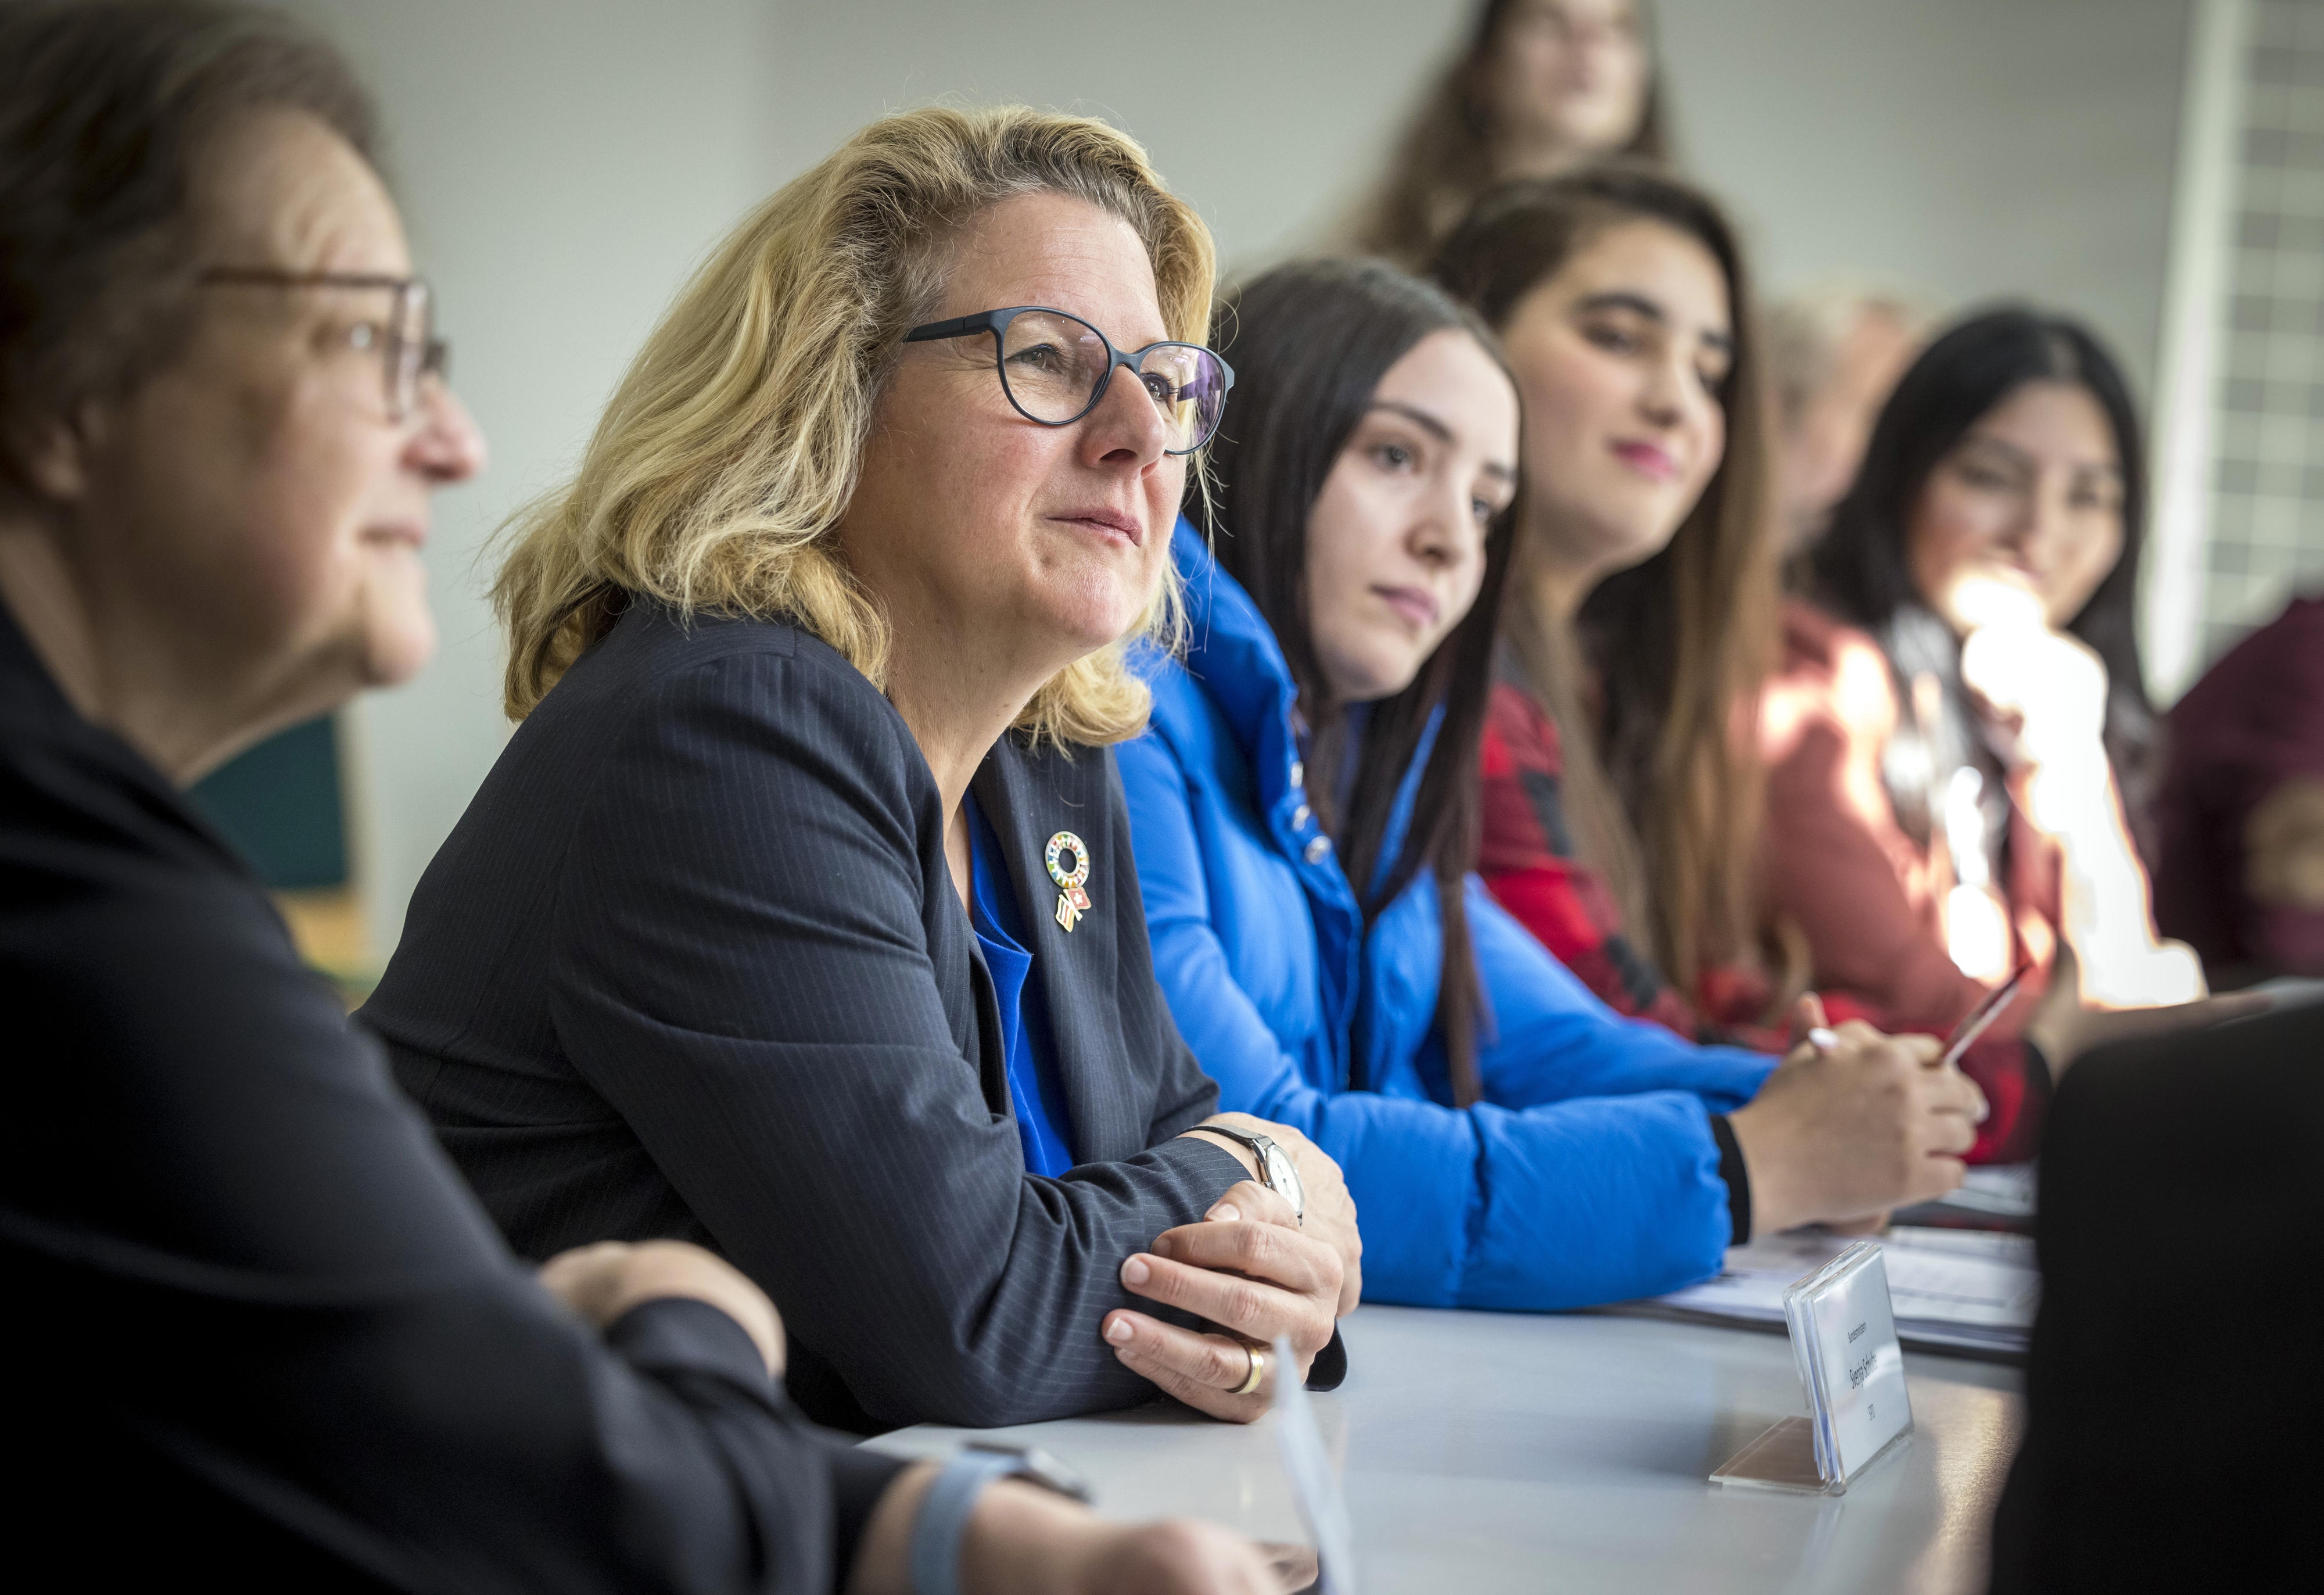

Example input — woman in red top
[1767,309,2214,1158]
[1432,164,1789,1052]
[2154,594,2324,986]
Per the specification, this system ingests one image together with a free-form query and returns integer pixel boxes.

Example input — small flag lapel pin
[1045,831,1092,932]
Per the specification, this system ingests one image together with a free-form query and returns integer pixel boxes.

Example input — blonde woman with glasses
[362,107,1360,1446]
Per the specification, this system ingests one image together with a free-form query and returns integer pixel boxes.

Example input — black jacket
[362,600,1253,1432]
[0,600,903,1593]
[1988,1001,2324,1593]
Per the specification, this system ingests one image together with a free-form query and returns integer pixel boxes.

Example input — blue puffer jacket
[1120,522,1777,1310]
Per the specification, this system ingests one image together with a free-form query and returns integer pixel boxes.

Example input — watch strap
[1196,1125,1278,1185]
[908,1449,1018,1595]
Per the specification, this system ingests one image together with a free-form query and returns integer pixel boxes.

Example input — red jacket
[2154,594,2324,979]
[1479,605,2050,1163]
[1757,600,2052,1162]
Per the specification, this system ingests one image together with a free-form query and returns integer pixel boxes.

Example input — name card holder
[1272,1335,1356,1595]
[1711,1241,1914,1495]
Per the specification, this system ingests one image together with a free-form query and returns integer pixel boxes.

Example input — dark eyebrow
[1369,400,1452,443]
[1959,431,2124,481]
[1957,433,2034,470]
[1573,289,1734,356]
[1368,400,1518,483]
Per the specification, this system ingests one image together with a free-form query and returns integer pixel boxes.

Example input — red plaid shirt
[1480,678,2043,1162]
[1479,683,1782,1051]
[1478,679,2045,1167]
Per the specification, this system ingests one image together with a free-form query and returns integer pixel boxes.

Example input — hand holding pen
[1726,998,1989,1234]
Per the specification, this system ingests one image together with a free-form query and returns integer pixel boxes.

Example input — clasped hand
[1104,1117,1359,1421]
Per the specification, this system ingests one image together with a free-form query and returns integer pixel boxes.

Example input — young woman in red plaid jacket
[1432,167,1797,1060]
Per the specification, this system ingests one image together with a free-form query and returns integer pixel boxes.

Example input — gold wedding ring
[1232,1343,1267,1397]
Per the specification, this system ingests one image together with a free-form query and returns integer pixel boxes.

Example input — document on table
[1939,1163,2036,1217]
[1891,1162,2038,1232]
[1651,1226,2039,1356]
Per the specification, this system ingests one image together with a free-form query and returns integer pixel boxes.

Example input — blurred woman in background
[2155,592,2324,988]
[1121,257,1986,1314]
[1351,0,1668,268]
[1432,165,1787,1051]
[1774,309,2210,1157]
[1765,281,1931,560]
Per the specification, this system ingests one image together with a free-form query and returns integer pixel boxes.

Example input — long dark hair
[1198,259,1519,1106]
[1432,163,1779,995]
[1351,0,1670,270]
[1808,307,2159,854]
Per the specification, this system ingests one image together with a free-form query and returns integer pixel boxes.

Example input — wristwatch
[1194,1124,1305,1223]
[908,1443,1091,1595]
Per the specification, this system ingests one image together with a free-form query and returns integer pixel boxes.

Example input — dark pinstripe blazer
[361,600,1247,1433]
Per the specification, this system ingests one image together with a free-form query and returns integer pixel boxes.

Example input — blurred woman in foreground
[0,5,1287,1590]
[1120,257,1985,1313]
[1773,309,2212,1156]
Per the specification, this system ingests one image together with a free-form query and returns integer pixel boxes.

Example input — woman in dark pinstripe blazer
[362,106,1360,1436]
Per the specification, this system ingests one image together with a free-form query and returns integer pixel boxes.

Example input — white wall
[285,0,790,955]
[1659,0,2190,397]
[297,0,2193,953]
[763,0,1473,280]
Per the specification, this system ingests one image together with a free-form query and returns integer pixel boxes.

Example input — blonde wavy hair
[494,105,1217,743]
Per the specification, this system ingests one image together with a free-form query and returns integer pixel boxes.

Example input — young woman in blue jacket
[1120,258,1988,1310]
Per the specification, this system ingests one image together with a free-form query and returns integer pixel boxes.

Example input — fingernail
[1208,1203,1240,1223]
[1152,1234,1174,1259]
[1121,1255,1150,1285]
[1105,1316,1134,1344]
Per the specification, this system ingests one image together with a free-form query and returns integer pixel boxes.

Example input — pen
[1939,959,2035,1070]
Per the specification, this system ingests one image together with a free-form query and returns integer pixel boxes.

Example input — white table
[870,1303,2025,1594]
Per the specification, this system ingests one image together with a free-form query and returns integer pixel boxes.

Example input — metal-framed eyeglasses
[903,306,1233,456]
[196,269,449,422]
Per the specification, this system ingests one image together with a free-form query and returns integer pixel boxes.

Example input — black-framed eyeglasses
[904,306,1233,456]
[196,268,449,422]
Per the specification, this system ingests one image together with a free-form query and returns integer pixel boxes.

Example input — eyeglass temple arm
[197,267,419,290]
[902,311,1000,344]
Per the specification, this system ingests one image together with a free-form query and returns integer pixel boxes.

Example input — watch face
[1262,1142,1304,1217]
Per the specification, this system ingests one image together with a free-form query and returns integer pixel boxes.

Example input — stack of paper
[1651,1225,2039,1357]
[1891,1163,2038,1232]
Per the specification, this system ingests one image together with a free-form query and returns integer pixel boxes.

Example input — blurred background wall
[263,0,2212,966]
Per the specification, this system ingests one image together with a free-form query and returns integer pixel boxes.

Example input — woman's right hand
[1959,614,2110,773]
[852,1470,1309,1595]
[1100,1180,1343,1422]
[1027,1512,1314,1595]
[1959,601,2207,1008]
[1726,1021,1984,1234]
[538,1239,786,1377]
